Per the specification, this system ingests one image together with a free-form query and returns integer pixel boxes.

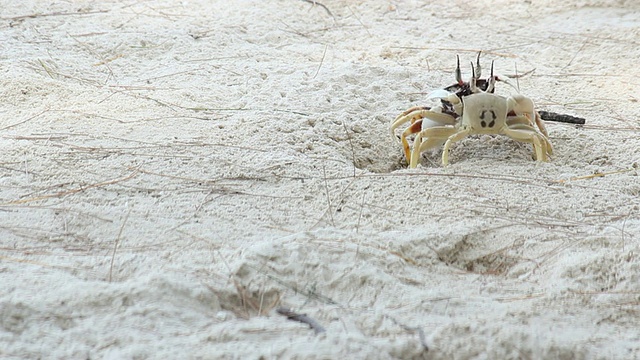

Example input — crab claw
[426,88,454,100]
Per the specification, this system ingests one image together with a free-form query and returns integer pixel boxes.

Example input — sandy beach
[1,0,639,358]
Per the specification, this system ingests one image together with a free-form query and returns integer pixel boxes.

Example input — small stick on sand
[276,307,326,334]
[539,110,586,125]
[386,316,429,352]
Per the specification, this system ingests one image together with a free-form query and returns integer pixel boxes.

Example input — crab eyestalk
[455,55,463,85]
[475,51,482,79]
[486,60,496,93]
[470,61,479,93]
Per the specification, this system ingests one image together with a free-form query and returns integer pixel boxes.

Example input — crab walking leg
[409,126,458,168]
[417,127,458,152]
[441,128,472,166]
[501,127,548,162]
[390,107,456,142]
[506,115,532,127]
[390,106,428,142]
[400,120,423,161]
[533,112,549,138]
[507,116,554,156]
[518,111,549,138]
[392,109,457,161]
[507,122,554,156]
[508,95,549,137]
[505,128,550,161]
[391,108,457,134]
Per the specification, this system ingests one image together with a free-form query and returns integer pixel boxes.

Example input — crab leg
[507,95,550,139]
[442,128,472,166]
[533,111,549,138]
[391,107,457,140]
[391,108,457,162]
[501,127,549,162]
[506,115,532,127]
[400,119,423,161]
[390,106,428,142]
[507,117,553,155]
[410,126,458,168]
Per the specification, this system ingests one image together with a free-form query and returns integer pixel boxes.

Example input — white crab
[391,59,552,167]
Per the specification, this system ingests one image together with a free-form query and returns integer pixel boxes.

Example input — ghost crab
[390,54,552,167]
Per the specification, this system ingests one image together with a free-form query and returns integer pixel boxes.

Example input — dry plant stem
[347,5,371,37]
[276,307,326,334]
[300,0,334,18]
[246,263,338,305]
[108,207,132,282]
[2,169,140,206]
[356,191,366,234]
[555,168,635,183]
[322,164,335,227]
[2,9,109,21]
[386,316,429,352]
[313,44,328,79]
[231,279,280,318]
[0,109,49,130]
[311,173,360,230]
[390,46,518,58]
[341,120,357,177]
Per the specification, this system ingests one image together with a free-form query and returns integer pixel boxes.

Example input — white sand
[1,0,639,358]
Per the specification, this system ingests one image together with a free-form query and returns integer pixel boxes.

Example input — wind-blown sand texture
[1,1,639,358]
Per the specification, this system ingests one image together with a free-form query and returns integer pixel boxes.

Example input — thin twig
[2,9,109,21]
[356,191,366,234]
[2,169,139,205]
[69,33,116,83]
[390,46,517,58]
[276,307,326,334]
[341,120,357,177]
[1,110,48,131]
[514,62,520,92]
[108,207,132,282]
[322,163,335,226]
[313,44,328,79]
[505,68,535,79]
[247,263,339,305]
[555,168,635,184]
[38,59,55,79]
[621,212,630,251]
[300,0,334,18]
[386,316,429,352]
[347,5,371,36]
[563,39,589,70]
[311,171,361,230]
